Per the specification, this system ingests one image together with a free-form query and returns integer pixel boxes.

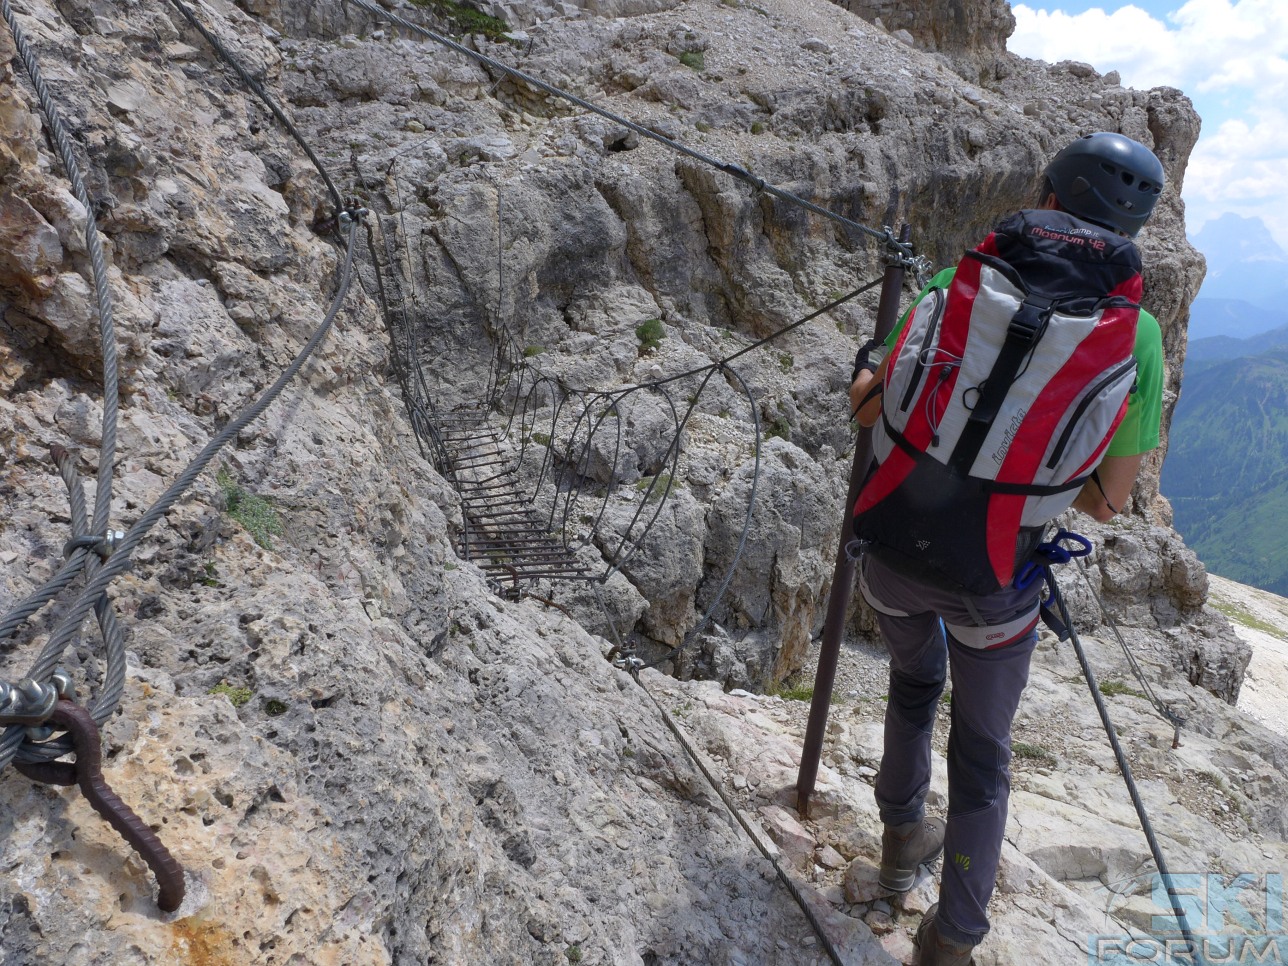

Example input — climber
[846,132,1167,965]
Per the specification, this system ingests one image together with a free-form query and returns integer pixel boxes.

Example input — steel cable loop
[14,446,131,764]
[54,447,129,733]
[0,0,121,547]
[1,0,122,726]
[2,0,357,769]
[164,0,343,211]
[0,221,359,770]
[634,364,761,672]
[341,0,917,262]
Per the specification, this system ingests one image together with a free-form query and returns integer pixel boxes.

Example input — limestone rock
[0,0,1248,963]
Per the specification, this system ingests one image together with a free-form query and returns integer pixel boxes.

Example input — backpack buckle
[1007,298,1050,344]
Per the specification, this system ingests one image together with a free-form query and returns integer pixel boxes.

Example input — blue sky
[1008,1,1288,251]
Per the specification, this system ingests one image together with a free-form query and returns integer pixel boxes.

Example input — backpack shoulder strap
[949,291,1053,474]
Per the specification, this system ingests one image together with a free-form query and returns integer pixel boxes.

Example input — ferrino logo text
[1030,224,1108,251]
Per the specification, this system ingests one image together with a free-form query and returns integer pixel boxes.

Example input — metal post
[796,225,911,816]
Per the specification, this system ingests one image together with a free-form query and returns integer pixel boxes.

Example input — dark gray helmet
[1044,132,1165,236]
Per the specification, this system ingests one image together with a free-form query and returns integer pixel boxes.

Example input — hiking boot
[913,904,977,966]
[878,816,945,891]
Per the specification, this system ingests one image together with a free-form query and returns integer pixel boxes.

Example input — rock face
[0,0,1256,963]
[840,0,1017,81]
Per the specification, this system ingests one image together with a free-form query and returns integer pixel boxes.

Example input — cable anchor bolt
[0,669,73,728]
[613,653,644,677]
[63,530,125,560]
[337,205,370,228]
[15,699,186,912]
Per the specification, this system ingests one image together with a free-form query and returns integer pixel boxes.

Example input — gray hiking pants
[859,553,1041,946]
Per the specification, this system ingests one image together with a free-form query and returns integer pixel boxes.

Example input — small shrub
[530,432,552,447]
[751,121,766,135]
[523,345,545,358]
[265,699,289,716]
[635,474,674,502]
[765,417,790,441]
[1099,679,1146,699]
[209,682,252,707]
[636,318,665,353]
[770,682,815,702]
[217,469,283,549]
[778,352,794,372]
[566,946,583,964]
[1012,741,1056,766]
[678,51,704,70]
[695,120,712,133]
[199,561,221,587]
[408,0,511,40]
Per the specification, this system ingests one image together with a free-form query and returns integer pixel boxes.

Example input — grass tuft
[636,318,665,353]
[1012,741,1057,766]
[209,682,253,707]
[1098,679,1146,699]
[408,0,511,40]
[217,469,283,549]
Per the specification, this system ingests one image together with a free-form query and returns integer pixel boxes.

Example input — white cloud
[1010,2,1288,251]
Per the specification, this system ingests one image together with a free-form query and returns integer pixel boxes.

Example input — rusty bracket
[15,700,186,913]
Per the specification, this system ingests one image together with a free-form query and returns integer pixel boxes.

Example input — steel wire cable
[629,669,845,965]
[165,0,343,210]
[1050,514,1186,732]
[341,0,922,267]
[1,222,359,769]
[0,0,121,609]
[0,0,359,768]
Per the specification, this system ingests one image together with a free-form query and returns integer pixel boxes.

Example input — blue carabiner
[1014,528,1093,591]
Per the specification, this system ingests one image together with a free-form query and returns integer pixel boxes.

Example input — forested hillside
[1164,346,1288,594]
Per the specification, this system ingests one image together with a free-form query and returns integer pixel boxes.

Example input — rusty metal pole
[796,225,911,816]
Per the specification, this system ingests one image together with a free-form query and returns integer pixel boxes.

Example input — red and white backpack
[853,209,1142,595]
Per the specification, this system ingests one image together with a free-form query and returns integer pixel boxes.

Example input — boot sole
[877,844,944,892]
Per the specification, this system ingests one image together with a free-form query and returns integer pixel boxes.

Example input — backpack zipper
[898,288,947,413]
[1045,359,1137,470]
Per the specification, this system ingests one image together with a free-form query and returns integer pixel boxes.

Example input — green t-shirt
[884,268,1163,457]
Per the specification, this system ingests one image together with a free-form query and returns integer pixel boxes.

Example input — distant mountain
[1163,346,1288,594]
[1187,296,1288,343]
[1189,214,1288,327]
[1186,323,1288,371]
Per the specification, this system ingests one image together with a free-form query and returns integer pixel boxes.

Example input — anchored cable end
[612,652,644,679]
[0,669,72,728]
[337,204,370,229]
[63,530,125,561]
